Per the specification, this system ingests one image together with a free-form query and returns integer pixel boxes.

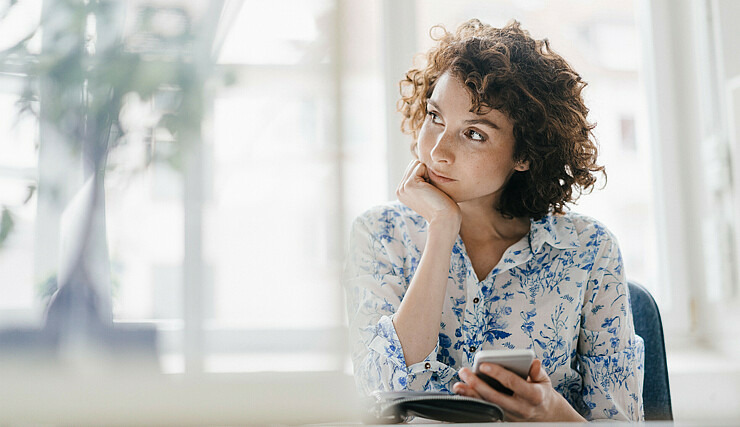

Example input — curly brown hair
[399,19,604,220]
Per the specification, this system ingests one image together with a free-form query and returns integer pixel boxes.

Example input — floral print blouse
[343,202,644,421]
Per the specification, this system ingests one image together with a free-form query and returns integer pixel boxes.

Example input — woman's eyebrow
[427,98,501,130]
[464,117,500,130]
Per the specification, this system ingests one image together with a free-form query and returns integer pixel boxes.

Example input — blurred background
[1,0,739,422]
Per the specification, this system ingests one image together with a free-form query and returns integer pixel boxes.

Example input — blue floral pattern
[343,202,644,421]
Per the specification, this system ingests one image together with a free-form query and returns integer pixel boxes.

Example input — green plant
[0,0,222,249]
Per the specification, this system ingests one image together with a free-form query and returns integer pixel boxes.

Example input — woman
[343,19,643,422]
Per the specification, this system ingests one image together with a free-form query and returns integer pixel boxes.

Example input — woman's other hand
[453,359,587,422]
[396,159,461,232]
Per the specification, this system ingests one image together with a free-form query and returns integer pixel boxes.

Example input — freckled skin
[416,72,526,210]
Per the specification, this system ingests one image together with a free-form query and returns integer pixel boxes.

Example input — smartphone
[471,349,535,396]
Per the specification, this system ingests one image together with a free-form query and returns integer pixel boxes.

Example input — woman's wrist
[427,213,461,239]
[427,224,460,248]
[551,389,587,422]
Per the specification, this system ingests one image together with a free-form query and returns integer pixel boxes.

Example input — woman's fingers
[402,159,419,182]
[482,362,549,405]
[528,359,548,382]
[452,380,483,400]
[410,162,428,184]
[396,159,418,194]
[459,361,580,422]
[395,158,461,227]
[397,159,421,193]
[460,368,514,409]
[482,363,527,395]
[399,161,428,194]
[458,366,534,420]
[414,161,426,177]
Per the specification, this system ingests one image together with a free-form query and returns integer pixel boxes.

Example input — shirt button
[469,346,476,352]
[473,297,480,303]
[424,362,431,369]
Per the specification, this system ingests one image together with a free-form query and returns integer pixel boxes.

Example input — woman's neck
[458,200,530,244]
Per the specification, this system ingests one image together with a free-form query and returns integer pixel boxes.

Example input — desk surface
[0,368,360,425]
[0,366,728,425]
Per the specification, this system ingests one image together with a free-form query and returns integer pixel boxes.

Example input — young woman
[343,19,643,422]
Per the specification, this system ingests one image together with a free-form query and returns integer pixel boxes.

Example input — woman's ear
[515,159,530,172]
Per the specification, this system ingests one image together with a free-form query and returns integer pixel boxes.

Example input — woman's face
[416,72,528,208]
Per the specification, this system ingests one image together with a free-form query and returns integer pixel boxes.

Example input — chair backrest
[628,281,673,420]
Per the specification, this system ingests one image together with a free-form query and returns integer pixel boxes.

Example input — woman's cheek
[416,130,433,162]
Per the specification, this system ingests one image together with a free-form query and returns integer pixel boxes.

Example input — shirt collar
[484,213,580,280]
[528,213,581,254]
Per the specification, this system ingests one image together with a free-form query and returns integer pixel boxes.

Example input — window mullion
[182,98,206,375]
[381,0,417,200]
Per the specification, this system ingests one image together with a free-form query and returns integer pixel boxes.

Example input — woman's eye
[427,111,442,124]
[467,129,485,142]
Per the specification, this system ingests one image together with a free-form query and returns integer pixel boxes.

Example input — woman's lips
[429,168,455,183]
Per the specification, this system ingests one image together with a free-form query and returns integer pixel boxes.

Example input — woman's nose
[430,131,454,164]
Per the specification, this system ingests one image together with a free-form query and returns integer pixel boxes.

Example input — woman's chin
[432,184,458,202]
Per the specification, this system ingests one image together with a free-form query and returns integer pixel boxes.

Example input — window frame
[12,0,740,373]
[638,0,740,348]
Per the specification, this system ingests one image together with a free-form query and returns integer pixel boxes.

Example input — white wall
[640,0,740,420]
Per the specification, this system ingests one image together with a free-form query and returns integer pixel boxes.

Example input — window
[104,0,388,373]
[633,0,740,347]
[0,0,41,324]
[4,0,737,377]
[0,82,38,320]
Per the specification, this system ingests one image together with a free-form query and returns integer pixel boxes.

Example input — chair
[628,281,673,420]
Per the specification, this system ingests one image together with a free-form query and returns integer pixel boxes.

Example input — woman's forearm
[393,219,459,366]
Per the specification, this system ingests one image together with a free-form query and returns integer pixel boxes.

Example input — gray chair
[628,281,673,420]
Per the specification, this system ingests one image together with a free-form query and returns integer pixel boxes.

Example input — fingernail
[481,364,491,373]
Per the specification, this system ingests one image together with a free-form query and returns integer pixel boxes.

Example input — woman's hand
[453,359,587,422]
[391,159,462,365]
[396,159,461,232]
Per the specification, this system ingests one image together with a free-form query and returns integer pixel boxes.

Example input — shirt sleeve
[577,226,645,421]
[342,214,458,395]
